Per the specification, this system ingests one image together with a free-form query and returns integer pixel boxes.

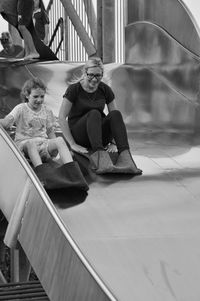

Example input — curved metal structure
[0,57,200,300]
[127,0,200,57]
[0,126,116,300]
[1,0,200,300]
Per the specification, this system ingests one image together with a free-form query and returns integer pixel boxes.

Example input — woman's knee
[109,110,123,121]
[87,109,102,120]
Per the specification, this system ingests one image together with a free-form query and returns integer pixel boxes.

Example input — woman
[59,57,142,175]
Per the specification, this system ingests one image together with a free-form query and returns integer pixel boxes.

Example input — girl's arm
[0,115,15,129]
[58,97,88,153]
[47,127,56,139]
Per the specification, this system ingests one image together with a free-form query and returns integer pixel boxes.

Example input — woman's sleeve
[104,83,115,104]
[62,84,77,103]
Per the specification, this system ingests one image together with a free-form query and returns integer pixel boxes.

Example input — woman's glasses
[86,73,103,80]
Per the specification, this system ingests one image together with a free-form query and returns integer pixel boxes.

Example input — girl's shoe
[34,161,89,191]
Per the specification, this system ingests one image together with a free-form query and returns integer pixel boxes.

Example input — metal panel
[0,127,116,301]
[125,22,200,100]
[104,21,200,134]
[127,0,200,57]
[19,189,115,301]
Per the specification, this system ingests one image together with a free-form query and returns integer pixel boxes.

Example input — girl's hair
[21,77,46,102]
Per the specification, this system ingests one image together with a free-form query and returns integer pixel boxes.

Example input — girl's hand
[71,143,88,154]
[107,143,117,153]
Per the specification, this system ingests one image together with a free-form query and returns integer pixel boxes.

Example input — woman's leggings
[71,109,129,153]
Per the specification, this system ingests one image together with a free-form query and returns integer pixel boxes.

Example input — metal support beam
[83,0,97,48]
[64,9,69,60]
[60,0,96,56]
[102,0,115,63]
[97,0,103,59]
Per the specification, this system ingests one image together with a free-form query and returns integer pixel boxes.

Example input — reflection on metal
[127,0,200,57]
[110,64,199,134]
[102,21,200,135]
[125,22,200,101]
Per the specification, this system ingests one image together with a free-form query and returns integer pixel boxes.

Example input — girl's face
[27,88,45,111]
[84,66,103,90]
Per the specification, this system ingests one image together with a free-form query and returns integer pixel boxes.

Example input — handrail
[48,17,64,51]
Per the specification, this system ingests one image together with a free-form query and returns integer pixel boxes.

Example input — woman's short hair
[83,57,104,74]
[21,77,46,102]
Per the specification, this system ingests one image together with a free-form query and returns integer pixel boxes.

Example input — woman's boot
[90,150,114,174]
[114,150,142,175]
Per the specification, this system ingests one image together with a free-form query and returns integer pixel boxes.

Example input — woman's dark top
[63,81,115,128]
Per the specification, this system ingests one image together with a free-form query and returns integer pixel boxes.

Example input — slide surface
[1,1,200,299]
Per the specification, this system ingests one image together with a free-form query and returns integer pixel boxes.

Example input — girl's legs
[26,137,88,190]
[23,137,72,166]
[23,140,42,167]
[48,136,73,164]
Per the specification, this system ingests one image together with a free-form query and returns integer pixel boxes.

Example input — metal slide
[1,0,200,300]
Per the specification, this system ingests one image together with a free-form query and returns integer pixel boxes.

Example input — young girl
[0,77,89,191]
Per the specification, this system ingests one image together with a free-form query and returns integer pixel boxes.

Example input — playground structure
[1,0,200,300]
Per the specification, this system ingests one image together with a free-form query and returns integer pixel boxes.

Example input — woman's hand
[107,143,117,153]
[71,143,88,154]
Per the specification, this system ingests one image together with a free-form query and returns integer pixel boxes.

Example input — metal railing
[48,17,64,56]
[47,0,66,60]
[46,0,125,62]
